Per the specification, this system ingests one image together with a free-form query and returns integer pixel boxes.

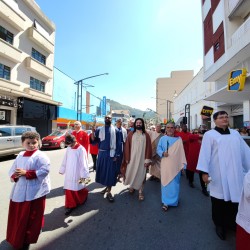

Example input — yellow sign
[200,106,213,117]
[228,68,247,91]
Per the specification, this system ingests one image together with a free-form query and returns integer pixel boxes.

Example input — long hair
[133,118,146,134]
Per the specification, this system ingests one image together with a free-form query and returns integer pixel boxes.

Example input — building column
[243,100,250,122]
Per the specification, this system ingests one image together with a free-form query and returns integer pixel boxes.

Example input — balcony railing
[25,57,53,79]
[0,39,22,63]
[231,16,250,45]
[0,0,25,31]
[28,27,54,54]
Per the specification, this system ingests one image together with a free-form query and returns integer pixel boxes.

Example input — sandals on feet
[129,188,135,194]
[138,192,144,201]
[162,205,168,212]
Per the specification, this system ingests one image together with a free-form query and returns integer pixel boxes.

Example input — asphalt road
[0,149,236,250]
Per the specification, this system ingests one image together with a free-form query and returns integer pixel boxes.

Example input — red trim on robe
[71,142,80,150]
[6,196,46,249]
[65,188,88,208]
[236,224,250,250]
[25,170,37,179]
[23,149,38,157]
[10,173,19,182]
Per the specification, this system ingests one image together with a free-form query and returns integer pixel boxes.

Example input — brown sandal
[162,205,168,212]
[129,188,135,194]
[138,192,144,201]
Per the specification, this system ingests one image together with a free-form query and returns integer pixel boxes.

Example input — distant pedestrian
[6,131,50,249]
[236,170,250,249]
[157,122,186,211]
[197,111,250,240]
[59,134,89,215]
[121,118,152,201]
[72,121,89,152]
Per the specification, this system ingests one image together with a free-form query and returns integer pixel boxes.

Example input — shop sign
[228,68,247,91]
[200,106,213,117]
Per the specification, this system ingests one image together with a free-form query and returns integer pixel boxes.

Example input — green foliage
[107,99,155,119]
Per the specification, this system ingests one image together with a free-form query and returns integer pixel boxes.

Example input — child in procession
[6,131,51,249]
[59,134,89,215]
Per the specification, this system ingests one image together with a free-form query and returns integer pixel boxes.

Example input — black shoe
[100,187,108,194]
[106,192,114,202]
[216,226,226,240]
[22,244,30,250]
[189,182,195,188]
[65,208,74,215]
[202,189,209,197]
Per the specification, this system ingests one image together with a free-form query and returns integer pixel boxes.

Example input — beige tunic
[124,132,148,190]
[149,132,163,179]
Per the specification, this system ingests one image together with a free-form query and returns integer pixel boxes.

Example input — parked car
[0,125,37,157]
[41,130,67,149]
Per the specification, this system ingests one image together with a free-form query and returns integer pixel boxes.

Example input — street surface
[0,149,235,250]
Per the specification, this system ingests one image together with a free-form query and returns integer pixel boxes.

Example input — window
[0,25,13,45]
[0,64,10,80]
[14,127,27,136]
[30,77,45,92]
[0,127,12,137]
[32,48,46,65]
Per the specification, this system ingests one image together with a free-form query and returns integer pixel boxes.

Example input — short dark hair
[65,134,76,145]
[21,131,40,143]
[213,111,228,120]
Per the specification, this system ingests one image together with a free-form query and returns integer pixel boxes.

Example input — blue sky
[35,0,203,111]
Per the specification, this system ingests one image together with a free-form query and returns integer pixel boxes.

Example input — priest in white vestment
[197,111,250,241]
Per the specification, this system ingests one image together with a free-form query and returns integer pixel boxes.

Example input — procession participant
[157,122,186,212]
[59,134,89,215]
[236,170,250,249]
[89,131,98,172]
[197,111,250,240]
[6,131,50,249]
[186,130,208,196]
[121,118,152,201]
[72,121,89,152]
[148,124,163,181]
[115,118,127,182]
[91,114,118,202]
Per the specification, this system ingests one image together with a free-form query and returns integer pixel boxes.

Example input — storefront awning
[204,80,250,105]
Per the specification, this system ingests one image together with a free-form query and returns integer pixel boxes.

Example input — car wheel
[60,141,66,149]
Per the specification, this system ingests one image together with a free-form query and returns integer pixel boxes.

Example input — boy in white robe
[197,111,250,240]
[7,131,50,249]
[59,134,89,215]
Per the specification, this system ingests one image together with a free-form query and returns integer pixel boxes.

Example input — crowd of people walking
[5,111,250,249]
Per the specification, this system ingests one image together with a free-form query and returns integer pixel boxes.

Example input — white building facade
[201,0,250,129]
[173,68,216,130]
[0,0,59,136]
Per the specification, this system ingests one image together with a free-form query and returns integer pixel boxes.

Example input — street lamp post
[74,73,108,121]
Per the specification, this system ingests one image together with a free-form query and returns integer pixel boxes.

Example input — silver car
[0,125,37,157]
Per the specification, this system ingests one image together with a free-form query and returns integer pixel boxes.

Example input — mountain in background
[107,99,155,119]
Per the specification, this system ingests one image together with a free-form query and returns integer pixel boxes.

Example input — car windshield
[49,130,65,136]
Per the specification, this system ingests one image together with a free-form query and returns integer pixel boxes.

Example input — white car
[0,125,36,157]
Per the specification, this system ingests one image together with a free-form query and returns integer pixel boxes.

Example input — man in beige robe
[121,118,152,201]
[148,124,163,180]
